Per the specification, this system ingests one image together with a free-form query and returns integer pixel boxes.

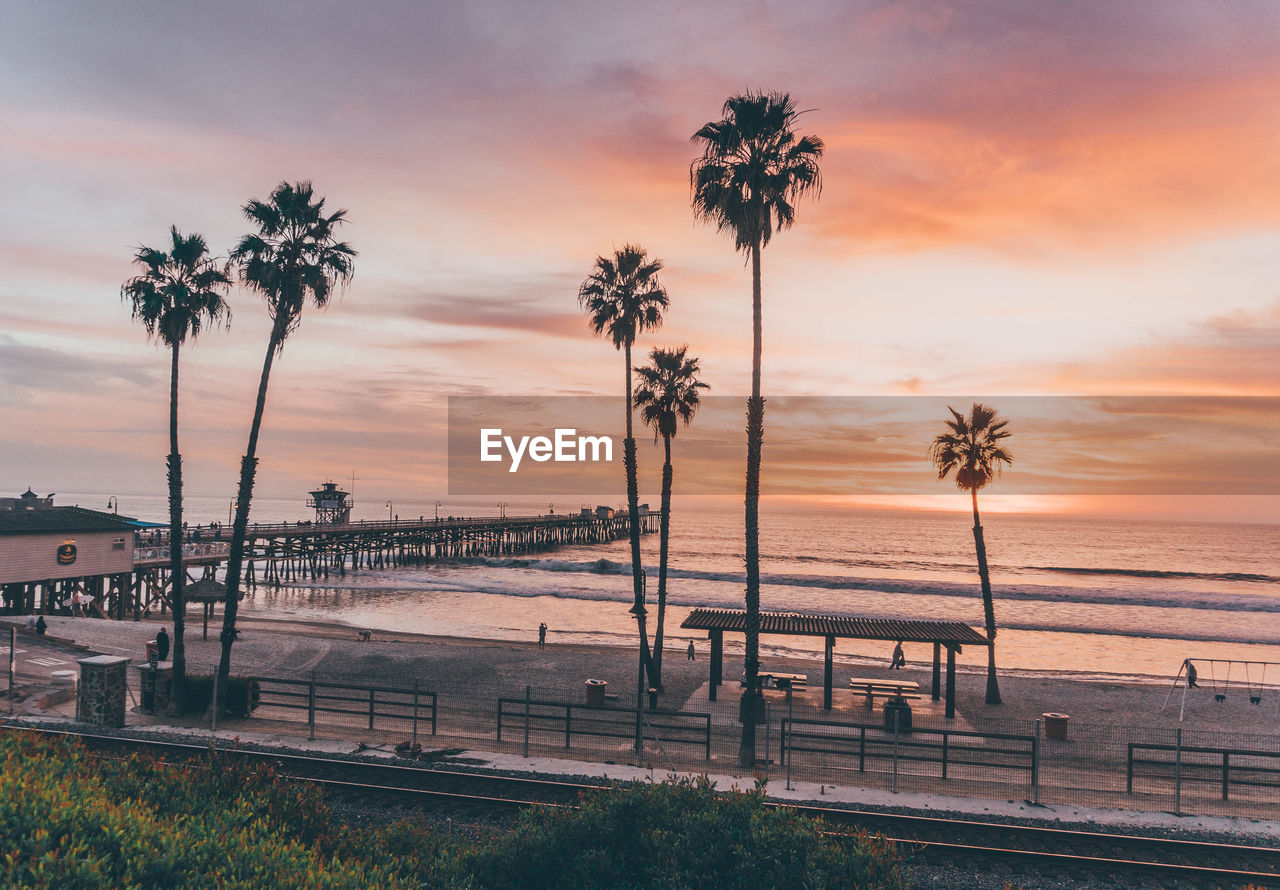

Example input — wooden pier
[5,513,658,621]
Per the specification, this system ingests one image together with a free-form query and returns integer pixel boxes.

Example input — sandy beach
[12,612,1279,738]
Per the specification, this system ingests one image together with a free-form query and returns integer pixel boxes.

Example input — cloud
[0,335,155,393]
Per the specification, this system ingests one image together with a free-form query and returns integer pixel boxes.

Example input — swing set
[1162,658,1280,721]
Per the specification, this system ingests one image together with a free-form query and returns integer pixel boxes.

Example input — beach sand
[12,612,1278,738]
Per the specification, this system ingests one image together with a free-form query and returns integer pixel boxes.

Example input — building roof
[0,506,141,536]
[681,608,988,645]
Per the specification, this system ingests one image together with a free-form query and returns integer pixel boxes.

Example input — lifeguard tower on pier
[307,481,352,525]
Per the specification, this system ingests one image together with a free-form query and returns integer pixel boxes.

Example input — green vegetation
[690,91,824,767]
[578,244,670,707]
[122,227,232,712]
[633,346,709,691]
[929,403,1015,705]
[1,733,906,889]
[215,180,357,716]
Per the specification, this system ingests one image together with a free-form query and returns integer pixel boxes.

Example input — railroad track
[8,725,1279,887]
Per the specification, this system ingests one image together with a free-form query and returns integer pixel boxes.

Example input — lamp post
[498,502,509,520]
[106,496,118,514]
[435,501,442,520]
[385,501,393,522]
[228,501,237,525]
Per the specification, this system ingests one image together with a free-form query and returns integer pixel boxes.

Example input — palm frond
[232,181,357,339]
[633,346,709,442]
[577,244,668,350]
[691,90,824,253]
[928,402,1015,492]
[122,227,233,347]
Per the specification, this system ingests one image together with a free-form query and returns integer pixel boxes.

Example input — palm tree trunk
[972,489,1001,705]
[166,342,187,714]
[209,322,283,718]
[740,236,764,768]
[623,342,653,723]
[652,433,673,692]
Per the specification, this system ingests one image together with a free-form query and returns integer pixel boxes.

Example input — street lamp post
[106,496,118,514]
[228,501,237,525]
[435,500,442,520]
[385,501,393,522]
[498,502,509,520]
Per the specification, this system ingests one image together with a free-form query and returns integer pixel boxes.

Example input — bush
[0,731,409,888]
[1,734,905,889]
[466,775,908,889]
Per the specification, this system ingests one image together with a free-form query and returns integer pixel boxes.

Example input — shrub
[1,734,905,889]
[0,731,408,888]
[466,775,908,889]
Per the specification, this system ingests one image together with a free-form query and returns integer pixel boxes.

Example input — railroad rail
[7,724,1279,886]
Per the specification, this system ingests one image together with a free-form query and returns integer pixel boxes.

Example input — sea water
[62,492,1280,683]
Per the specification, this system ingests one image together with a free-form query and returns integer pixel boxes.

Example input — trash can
[884,696,912,732]
[585,678,607,706]
[145,640,158,663]
[1043,712,1070,740]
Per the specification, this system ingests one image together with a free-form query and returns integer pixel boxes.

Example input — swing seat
[1214,693,1226,703]
[1251,695,1262,705]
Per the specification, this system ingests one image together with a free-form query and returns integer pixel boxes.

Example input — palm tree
[122,227,231,713]
[212,181,355,714]
[929,403,1013,705]
[634,346,708,693]
[691,90,823,765]
[578,244,668,719]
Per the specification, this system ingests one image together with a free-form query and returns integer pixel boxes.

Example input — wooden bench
[848,677,921,708]
[741,672,808,690]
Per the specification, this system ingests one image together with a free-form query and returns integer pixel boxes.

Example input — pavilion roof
[681,608,987,645]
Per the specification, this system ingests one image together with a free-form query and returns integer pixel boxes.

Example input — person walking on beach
[687,641,696,661]
[156,627,170,662]
[538,622,547,649]
[890,640,906,669]
[35,615,47,635]
[1186,659,1199,688]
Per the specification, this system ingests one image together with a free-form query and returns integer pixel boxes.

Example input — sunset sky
[1,1,1277,522]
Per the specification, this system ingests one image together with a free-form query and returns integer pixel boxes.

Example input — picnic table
[848,676,921,709]
[741,671,808,690]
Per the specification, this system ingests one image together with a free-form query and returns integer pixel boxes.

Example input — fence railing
[496,696,712,759]
[251,676,437,741]
[190,667,1280,821]
[781,716,1037,791]
[1127,739,1280,802]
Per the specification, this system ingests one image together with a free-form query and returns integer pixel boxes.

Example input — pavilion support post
[823,634,834,710]
[932,642,941,700]
[945,645,957,719]
[709,630,723,702]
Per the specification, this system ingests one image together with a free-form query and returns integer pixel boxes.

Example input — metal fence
[496,693,712,760]
[249,676,437,743]
[197,668,1280,821]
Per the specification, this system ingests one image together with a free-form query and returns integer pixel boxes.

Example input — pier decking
[4,513,658,620]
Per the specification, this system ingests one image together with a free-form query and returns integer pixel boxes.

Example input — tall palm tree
[691,90,823,766]
[929,403,1013,705]
[122,227,231,713]
[578,244,668,717]
[211,181,355,714]
[634,346,708,692]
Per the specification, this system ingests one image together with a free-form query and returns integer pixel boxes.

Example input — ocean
[63,491,1280,684]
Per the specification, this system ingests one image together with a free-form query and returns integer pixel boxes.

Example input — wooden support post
[823,634,834,710]
[709,630,723,702]
[932,642,941,701]
[945,645,957,719]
